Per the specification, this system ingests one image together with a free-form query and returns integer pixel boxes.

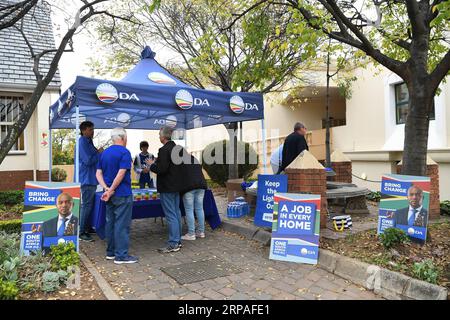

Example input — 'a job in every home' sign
[254,174,288,228]
[270,193,321,265]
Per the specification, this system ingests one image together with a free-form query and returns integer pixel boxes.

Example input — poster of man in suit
[377,174,430,244]
[20,182,80,256]
[41,193,79,253]
[394,185,428,228]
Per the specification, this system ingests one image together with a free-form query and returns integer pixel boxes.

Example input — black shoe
[157,244,181,253]
[79,233,94,242]
[87,227,96,234]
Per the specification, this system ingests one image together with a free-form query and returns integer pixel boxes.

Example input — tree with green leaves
[227,0,450,177]
[91,0,322,179]
[0,0,135,165]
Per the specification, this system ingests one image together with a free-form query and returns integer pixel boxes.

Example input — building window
[0,96,25,152]
[395,82,435,124]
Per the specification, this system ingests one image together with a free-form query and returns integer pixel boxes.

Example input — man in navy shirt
[78,121,103,242]
[96,127,138,264]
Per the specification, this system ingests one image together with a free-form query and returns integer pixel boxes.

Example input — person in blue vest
[78,121,103,242]
[96,127,138,264]
[133,141,154,189]
[270,144,283,174]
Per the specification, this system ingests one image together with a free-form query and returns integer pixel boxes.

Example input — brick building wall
[0,170,49,191]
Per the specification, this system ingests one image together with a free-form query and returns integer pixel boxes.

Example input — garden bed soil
[320,221,450,291]
[19,261,106,300]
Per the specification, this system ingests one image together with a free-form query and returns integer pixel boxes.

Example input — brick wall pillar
[330,150,352,183]
[285,151,328,228]
[397,157,440,220]
[331,162,352,183]
[37,170,49,181]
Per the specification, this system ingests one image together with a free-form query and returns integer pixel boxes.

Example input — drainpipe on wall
[32,96,37,181]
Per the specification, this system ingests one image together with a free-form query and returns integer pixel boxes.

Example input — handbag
[332,215,352,231]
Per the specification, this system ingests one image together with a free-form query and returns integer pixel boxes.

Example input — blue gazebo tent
[49,46,267,181]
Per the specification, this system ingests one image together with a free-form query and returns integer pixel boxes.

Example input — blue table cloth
[90,189,221,239]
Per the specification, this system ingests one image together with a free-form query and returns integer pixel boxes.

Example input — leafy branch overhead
[90,0,321,94]
[228,0,450,177]
[0,0,138,165]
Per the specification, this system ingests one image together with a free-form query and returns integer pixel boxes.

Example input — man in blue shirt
[78,121,103,242]
[96,127,138,264]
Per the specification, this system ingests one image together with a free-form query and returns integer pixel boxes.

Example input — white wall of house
[0,90,56,177]
[331,64,450,200]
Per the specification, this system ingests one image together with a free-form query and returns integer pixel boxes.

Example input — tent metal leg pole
[49,128,52,182]
[261,119,267,174]
[75,105,80,183]
[239,121,242,141]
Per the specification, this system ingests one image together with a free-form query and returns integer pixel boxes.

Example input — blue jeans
[105,195,133,259]
[80,185,97,234]
[182,189,205,235]
[160,192,182,246]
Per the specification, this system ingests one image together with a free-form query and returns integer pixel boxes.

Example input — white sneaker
[181,233,196,241]
[196,232,205,238]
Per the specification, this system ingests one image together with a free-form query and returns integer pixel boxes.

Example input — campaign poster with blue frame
[20,181,80,256]
[378,174,430,244]
[254,174,288,228]
[269,193,321,264]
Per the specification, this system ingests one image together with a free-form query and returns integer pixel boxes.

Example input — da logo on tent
[175,90,193,110]
[148,72,176,85]
[166,115,177,128]
[69,113,86,125]
[104,113,131,127]
[117,113,131,127]
[96,83,118,103]
[229,96,244,114]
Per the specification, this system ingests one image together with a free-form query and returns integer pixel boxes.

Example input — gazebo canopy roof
[49,46,264,130]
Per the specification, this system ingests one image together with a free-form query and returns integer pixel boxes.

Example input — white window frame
[394,82,435,125]
[383,73,447,150]
[0,94,27,155]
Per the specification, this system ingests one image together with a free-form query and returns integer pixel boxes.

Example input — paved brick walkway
[81,219,382,300]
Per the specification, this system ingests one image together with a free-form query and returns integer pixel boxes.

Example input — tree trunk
[223,122,239,180]
[401,84,433,176]
[325,46,331,168]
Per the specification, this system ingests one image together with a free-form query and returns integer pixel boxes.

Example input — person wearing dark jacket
[277,122,309,174]
[148,126,184,253]
[180,153,207,241]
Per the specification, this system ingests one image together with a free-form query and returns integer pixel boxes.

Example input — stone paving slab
[81,218,382,300]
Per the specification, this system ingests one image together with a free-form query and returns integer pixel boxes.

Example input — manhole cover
[161,258,243,284]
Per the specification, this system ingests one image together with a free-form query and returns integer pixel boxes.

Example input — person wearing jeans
[160,192,182,247]
[148,126,184,253]
[79,185,97,239]
[105,195,133,261]
[78,121,103,242]
[182,189,206,240]
[180,153,207,240]
[96,127,138,264]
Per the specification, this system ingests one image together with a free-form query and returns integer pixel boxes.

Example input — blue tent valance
[49,46,264,130]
